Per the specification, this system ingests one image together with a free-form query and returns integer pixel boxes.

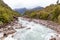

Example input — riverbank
[33,19,60,34]
[0,20,23,40]
[23,17,60,34]
[0,17,60,40]
[18,17,60,40]
[21,17,60,40]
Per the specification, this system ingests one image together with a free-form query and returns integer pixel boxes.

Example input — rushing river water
[4,17,59,40]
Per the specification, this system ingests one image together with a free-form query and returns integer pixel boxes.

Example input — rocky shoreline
[0,17,60,40]
[22,17,60,40]
[0,20,24,40]
[33,19,60,34]
[23,17,60,34]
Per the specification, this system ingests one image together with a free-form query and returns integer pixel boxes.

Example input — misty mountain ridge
[14,6,43,14]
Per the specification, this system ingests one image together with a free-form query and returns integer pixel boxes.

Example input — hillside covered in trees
[24,3,60,24]
[0,0,21,27]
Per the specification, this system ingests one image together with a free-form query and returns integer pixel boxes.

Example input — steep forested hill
[0,0,21,26]
[24,4,60,24]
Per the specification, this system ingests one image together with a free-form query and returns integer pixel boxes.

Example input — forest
[0,0,21,27]
[24,2,60,24]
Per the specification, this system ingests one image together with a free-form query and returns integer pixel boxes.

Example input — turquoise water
[11,17,57,40]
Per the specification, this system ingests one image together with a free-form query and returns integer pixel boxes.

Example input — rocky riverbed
[23,17,60,34]
[0,17,60,40]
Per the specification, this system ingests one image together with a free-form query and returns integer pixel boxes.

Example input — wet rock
[0,28,3,32]
[4,29,16,35]
[4,33,7,37]
[50,38,56,40]
[3,27,16,36]
[26,27,31,30]
[13,24,23,29]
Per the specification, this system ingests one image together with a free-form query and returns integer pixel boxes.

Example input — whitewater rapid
[4,17,59,40]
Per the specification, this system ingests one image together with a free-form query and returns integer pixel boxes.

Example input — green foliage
[0,21,3,25]
[48,6,60,21]
[24,3,60,24]
[29,13,36,18]
[0,0,21,26]
[39,11,49,20]
[58,15,60,23]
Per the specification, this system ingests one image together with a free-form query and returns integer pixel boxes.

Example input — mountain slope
[15,8,27,14]
[30,6,43,10]
[14,6,43,14]
[24,4,60,24]
[0,0,21,27]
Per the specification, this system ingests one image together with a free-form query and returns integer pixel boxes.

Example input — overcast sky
[3,0,59,9]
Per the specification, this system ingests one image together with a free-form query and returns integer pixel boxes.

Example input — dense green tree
[39,11,49,20]
[24,3,60,24]
[0,0,21,26]
[58,15,60,23]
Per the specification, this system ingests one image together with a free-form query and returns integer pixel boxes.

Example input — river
[4,17,60,40]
